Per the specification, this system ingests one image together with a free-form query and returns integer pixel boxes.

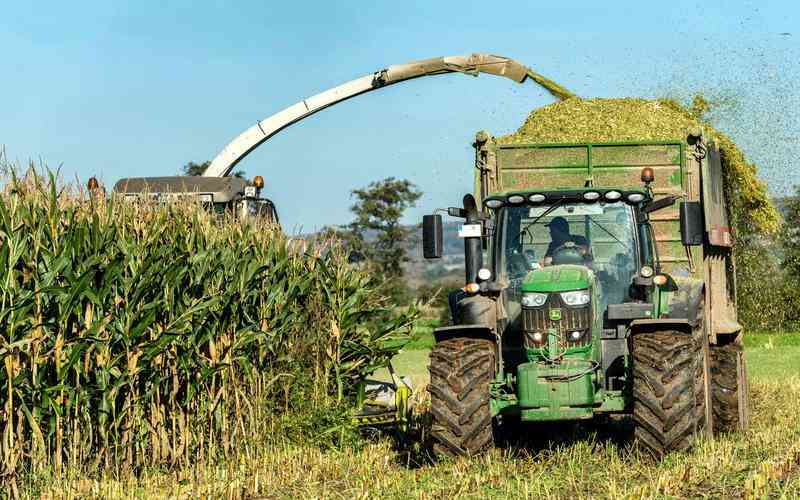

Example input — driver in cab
[543,216,590,266]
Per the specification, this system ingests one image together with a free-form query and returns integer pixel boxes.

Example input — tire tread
[632,331,706,458]
[428,338,495,456]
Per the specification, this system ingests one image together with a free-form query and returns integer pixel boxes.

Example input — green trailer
[422,130,748,457]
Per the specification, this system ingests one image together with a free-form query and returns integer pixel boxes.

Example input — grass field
[31,332,800,499]
[378,329,800,392]
[743,333,800,380]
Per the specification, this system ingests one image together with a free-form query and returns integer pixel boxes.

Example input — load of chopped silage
[499,96,780,235]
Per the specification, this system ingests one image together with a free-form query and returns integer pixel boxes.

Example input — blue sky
[1,1,798,233]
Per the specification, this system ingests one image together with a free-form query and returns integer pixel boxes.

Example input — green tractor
[422,131,749,457]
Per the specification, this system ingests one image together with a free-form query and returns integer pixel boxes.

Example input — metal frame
[493,140,686,188]
[203,53,546,178]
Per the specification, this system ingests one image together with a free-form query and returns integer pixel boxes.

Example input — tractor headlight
[583,191,601,201]
[560,290,590,306]
[521,292,548,307]
[528,193,546,203]
[627,193,645,203]
[530,331,548,346]
[566,329,589,344]
[484,198,504,209]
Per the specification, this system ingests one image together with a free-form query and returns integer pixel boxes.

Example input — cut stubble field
[38,331,800,499]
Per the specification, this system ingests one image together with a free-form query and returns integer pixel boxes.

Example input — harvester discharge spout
[203,53,573,178]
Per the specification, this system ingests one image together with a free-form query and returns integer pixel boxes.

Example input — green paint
[521,265,590,293]
[668,169,683,187]
[489,383,519,416]
[516,359,596,421]
[494,140,682,193]
[597,391,626,412]
[495,139,685,149]
[521,406,594,421]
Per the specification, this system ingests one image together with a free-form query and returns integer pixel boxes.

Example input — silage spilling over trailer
[498,97,779,236]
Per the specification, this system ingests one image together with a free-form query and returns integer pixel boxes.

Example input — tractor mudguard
[449,293,497,327]
[662,277,705,328]
[629,318,693,335]
[433,324,496,344]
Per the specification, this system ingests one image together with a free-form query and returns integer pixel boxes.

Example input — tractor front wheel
[632,330,707,458]
[428,337,495,457]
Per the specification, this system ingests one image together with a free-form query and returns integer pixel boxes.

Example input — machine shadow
[389,412,635,469]
[495,415,634,455]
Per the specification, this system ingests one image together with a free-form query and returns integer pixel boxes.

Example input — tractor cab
[486,188,656,328]
[467,185,675,399]
[484,189,653,304]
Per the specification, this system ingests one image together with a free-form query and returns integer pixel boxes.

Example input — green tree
[740,189,800,331]
[182,160,210,176]
[779,189,800,327]
[780,190,800,278]
[182,160,246,178]
[346,177,422,280]
[735,235,789,331]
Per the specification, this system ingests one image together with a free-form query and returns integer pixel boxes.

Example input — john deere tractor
[422,132,749,457]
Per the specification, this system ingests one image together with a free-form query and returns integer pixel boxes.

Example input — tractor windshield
[498,201,641,309]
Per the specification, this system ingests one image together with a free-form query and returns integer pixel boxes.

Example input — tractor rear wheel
[632,330,707,458]
[428,337,495,457]
[710,341,750,433]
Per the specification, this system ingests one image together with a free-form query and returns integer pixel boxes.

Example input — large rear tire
[428,338,495,457]
[710,341,750,433]
[632,330,707,458]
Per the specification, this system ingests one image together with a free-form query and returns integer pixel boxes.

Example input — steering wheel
[508,251,529,277]
[550,241,587,265]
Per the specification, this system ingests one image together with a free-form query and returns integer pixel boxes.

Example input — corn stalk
[0,168,416,485]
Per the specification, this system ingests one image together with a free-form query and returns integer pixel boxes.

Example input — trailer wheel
[710,342,750,433]
[428,337,495,456]
[632,330,707,458]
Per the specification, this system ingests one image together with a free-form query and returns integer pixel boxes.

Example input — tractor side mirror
[422,214,443,259]
[643,195,677,214]
[679,201,704,246]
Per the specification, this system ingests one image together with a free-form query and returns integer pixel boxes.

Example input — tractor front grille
[522,294,592,348]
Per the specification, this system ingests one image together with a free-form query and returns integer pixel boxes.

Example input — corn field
[0,169,415,490]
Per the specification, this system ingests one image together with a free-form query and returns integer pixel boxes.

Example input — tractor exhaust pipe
[463,194,483,285]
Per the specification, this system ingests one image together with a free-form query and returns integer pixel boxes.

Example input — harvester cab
[422,132,749,458]
[110,175,280,226]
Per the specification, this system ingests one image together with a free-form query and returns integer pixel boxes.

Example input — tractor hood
[521,265,591,293]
